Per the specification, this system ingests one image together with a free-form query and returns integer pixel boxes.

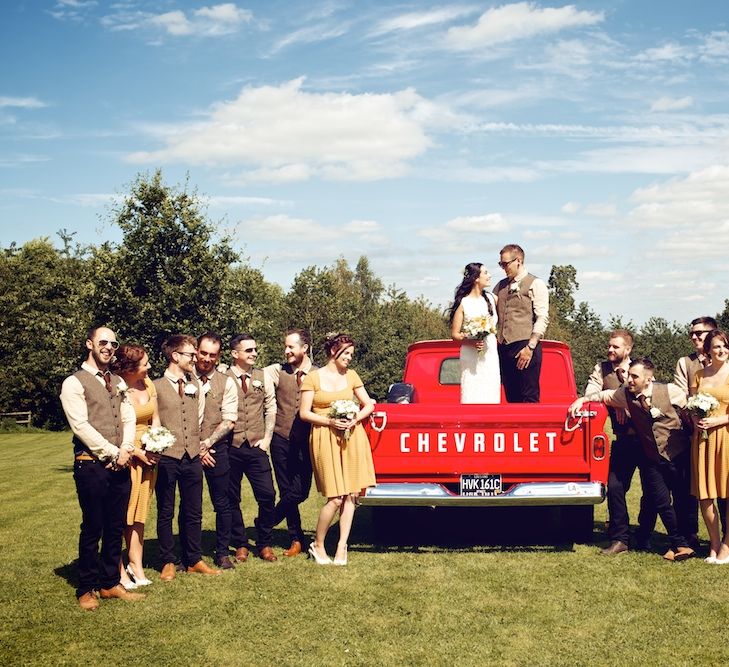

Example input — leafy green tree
[636,317,687,382]
[548,265,579,323]
[716,299,729,331]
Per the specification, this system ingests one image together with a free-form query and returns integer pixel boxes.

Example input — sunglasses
[175,350,197,359]
[689,330,711,338]
[239,347,257,353]
[98,340,120,349]
[498,257,519,269]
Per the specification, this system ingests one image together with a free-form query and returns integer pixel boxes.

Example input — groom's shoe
[99,584,145,601]
[77,591,99,612]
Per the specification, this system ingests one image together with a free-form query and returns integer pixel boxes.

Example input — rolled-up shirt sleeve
[262,373,277,445]
[529,278,550,338]
[221,376,238,423]
[585,387,627,410]
[60,375,120,461]
[584,363,604,396]
[668,383,688,409]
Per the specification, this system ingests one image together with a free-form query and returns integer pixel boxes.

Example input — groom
[494,244,549,402]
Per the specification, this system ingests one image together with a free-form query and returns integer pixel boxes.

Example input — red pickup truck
[362,339,610,542]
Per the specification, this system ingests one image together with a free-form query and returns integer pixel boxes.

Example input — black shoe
[599,540,629,556]
[214,555,235,570]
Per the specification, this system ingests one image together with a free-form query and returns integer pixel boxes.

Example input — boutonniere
[251,379,263,392]
[116,379,129,398]
[509,281,520,293]
[184,383,198,396]
[649,407,662,419]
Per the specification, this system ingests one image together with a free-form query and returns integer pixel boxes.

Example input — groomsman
[570,358,695,561]
[60,326,143,610]
[227,333,278,562]
[194,332,238,569]
[154,335,221,580]
[584,330,653,555]
[494,244,549,402]
[265,329,317,556]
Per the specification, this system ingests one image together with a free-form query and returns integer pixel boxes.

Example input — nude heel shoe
[333,545,348,566]
[307,543,332,565]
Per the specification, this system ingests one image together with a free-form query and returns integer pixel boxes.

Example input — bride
[448,262,501,404]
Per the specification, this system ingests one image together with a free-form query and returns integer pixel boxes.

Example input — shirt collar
[230,365,251,379]
[82,361,106,376]
[165,370,187,384]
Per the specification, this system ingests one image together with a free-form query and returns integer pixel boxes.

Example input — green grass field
[2,432,728,666]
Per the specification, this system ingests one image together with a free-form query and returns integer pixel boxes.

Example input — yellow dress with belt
[302,369,376,497]
[127,377,159,525]
[691,371,729,500]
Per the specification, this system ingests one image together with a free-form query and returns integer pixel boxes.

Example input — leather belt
[74,453,96,461]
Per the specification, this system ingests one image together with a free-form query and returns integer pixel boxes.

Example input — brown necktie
[615,367,626,384]
[97,371,112,393]
[199,374,209,385]
[177,378,185,398]
[295,370,304,387]
[637,394,650,412]
[241,374,248,393]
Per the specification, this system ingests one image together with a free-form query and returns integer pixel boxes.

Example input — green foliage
[716,299,729,331]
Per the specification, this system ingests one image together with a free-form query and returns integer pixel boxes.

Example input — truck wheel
[561,505,595,544]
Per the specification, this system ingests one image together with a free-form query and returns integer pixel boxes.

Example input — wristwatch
[527,342,537,351]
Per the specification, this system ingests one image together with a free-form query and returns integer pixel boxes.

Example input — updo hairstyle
[324,332,355,359]
[111,343,147,376]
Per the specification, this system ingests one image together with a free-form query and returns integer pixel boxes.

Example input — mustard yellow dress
[127,377,159,525]
[302,369,376,497]
[691,371,729,499]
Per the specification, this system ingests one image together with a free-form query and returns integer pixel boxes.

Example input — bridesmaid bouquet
[140,425,176,453]
[686,392,720,440]
[329,400,360,441]
[462,315,497,356]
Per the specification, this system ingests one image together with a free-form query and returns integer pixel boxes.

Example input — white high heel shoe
[333,546,348,566]
[126,563,153,586]
[308,543,332,565]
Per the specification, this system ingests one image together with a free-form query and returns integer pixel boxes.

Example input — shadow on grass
[350,506,604,554]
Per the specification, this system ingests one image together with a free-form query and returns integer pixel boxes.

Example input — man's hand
[252,440,270,452]
[201,449,217,467]
[615,409,628,425]
[515,346,533,370]
[568,397,586,417]
[116,448,132,467]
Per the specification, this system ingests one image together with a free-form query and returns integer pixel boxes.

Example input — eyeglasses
[98,340,120,350]
[689,330,711,338]
[498,257,519,269]
[175,350,197,359]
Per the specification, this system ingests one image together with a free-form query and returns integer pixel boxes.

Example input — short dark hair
[86,325,112,341]
[111,343,147,376]
[704,329,729,356]
[230,333,255,351]
[609,329,634,347]
[198,331,222,348]
[285,328,311,350]
[629,357,655,373]
[162,334,197,362]
[500,244,524,261]
[691,316,717,329]
[324,332,355,359]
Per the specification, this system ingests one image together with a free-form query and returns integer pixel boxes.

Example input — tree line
[1,170,727,428]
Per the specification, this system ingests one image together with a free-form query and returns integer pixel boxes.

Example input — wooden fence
[0,411,32,426]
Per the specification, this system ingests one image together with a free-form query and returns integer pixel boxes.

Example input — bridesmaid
[112,344,161,588]
[299,333,376,565]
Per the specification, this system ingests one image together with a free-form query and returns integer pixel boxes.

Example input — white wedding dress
[460,293,501,404]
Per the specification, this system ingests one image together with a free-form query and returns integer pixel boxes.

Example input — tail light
[592,434,607,460]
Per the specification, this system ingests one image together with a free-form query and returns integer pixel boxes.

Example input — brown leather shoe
[78,591,99,611]
[99,584,145,601]
[663,549,675,561]
[259,546,278,562]
[187,559,222,575]
[283,540,302,557]
[599,540,628,556]
[673,546,695,561]
[214,555,235,570]
[234,547,250,562]
[160,562,177,581]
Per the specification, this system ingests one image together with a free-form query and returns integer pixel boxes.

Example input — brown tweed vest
[274,363,316,442]
[229,367,265,447]
[199,371,229,441]
[154,377,201,460]
[495,274,537,344]
[71,369,124,456]
[600,361,635,437]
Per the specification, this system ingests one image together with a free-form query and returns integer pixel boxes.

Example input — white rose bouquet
[140,426,176,454]
[329,399,360,441]
[462,315,497,356]
[686,392,720,440]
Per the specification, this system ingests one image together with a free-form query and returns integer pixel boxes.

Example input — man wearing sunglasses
[60,326,142,610]
[494,244,549,402]
[154,334,221,580]
[227,333,278,562]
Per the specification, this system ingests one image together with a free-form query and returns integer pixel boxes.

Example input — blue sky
[2,1,728,326]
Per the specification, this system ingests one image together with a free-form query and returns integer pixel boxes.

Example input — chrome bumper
[360,481,606,507]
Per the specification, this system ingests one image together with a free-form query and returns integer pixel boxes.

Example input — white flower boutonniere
[116,379,129,398]
[509,281,520,293]
[649,407,662,419]
[184,383,198,396]
[251,379,263,392]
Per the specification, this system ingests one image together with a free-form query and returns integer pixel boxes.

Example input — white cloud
[533,242,611,259]
[48,193,116,207]
[634,42,691,63]
[270,22,350,54]
[650,96,694,112]
[445,2,603,50]
[419,213,509,247]
[127,78,432,182]
[149,11,191,36]
[242,214,329,242]
[561,201,579,214]
[372,6,477,36]
[344,220,381,235]
[444,166,540,183]
[0,97,47,109]
[583,202,617,217]
[205,195,290,208]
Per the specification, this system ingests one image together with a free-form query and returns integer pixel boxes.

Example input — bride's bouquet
[686,392,720,440]
[329,399,360,441]
[140,425,176,454]
[462,315,497,356]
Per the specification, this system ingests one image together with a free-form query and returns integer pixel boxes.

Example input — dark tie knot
[199,374,209,385]
[97,371,112,393]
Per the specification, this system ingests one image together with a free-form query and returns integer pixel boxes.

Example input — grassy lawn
[2,431,728,666]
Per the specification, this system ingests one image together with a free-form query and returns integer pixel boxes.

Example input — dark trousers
[203,442,232,558]
[156,454,203,567]
[271,432,313,543]
[498,340,541,403]
[640,450,693,551]
[607,435,654,545]
[73,459,131,597]
[228,443,276,549]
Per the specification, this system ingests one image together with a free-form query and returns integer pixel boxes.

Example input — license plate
[460,473,502,497]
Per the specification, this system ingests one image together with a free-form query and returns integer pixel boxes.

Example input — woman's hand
[135,448,160,466]
[697,415,728,430]
[331,417,356,431]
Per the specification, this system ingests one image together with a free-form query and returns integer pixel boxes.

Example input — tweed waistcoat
[154,377,201,460]
[495,274,537,344]
[600,361,635,437]
[199,372,229,441]
[229,367,265,447]
[628,383,688,462]
[274,363,316,442]
[683,353,705,397]
[71,369,124,456]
